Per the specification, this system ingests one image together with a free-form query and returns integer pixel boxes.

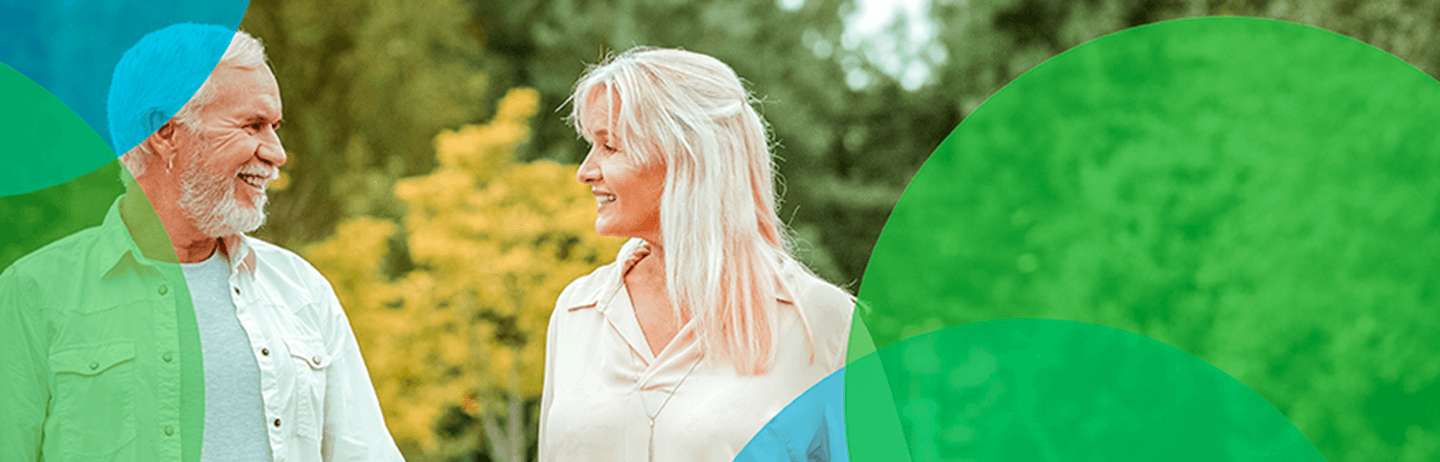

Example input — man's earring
[167,157,174,173]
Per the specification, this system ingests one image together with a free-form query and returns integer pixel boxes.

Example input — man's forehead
[205,64,283,116]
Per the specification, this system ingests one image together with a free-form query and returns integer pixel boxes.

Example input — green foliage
[240,0,490,245]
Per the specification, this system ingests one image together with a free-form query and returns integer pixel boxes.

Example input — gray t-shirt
[181,251,273,461]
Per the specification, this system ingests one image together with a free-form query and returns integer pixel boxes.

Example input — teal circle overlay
[848,17,1440,461]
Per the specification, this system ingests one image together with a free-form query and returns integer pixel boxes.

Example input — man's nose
[257,131,287,167]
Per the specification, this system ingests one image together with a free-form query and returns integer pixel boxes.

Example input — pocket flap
[283,337,331,370]
[51,342,136,376]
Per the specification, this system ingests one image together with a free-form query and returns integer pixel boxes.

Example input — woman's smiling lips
[593,188,617,208]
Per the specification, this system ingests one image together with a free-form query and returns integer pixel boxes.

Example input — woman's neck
[625,241,685,356]
[626,241,666,283]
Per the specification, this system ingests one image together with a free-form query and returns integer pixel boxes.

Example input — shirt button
[162,353,173,362]
[233,287,240,295]
[158,285,168,295]
[164,426,175,436]
[88,361,99,370]
[311,356,322,365]
[273,418,281,428]
[261,348,270,356]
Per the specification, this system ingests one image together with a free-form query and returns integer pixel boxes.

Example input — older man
[0,24,402,461]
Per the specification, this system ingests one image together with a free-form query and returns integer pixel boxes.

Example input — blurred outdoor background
[223,0,1440,460]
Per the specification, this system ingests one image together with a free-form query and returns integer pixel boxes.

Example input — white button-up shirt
[0,196,402,462]
[227,221,403,462]
[538,239,855,461]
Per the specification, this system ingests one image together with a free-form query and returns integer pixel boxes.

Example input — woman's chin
[594,224,643,241]
[593,222,620,238]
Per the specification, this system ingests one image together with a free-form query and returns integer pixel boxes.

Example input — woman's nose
[576,150,601,184]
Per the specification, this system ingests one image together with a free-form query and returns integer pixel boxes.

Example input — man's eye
[249,123,263,130]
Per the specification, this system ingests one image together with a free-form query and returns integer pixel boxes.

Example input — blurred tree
[305,89,625,461]
[240,0,491,247]
[920,0,1440,124]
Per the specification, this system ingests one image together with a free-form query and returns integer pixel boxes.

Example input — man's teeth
[597,194,616,203]
[238,174,267,187]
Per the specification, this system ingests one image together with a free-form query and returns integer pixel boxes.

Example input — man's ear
[144,112,179,172]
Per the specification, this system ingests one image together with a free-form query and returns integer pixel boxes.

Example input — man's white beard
[177,143,268,238]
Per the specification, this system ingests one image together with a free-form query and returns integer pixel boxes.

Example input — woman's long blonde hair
[570,47,809,375]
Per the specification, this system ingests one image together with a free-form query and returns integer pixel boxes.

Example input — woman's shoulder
[554,261,619,312]
[780,261,855,329]
[778,260,856,369]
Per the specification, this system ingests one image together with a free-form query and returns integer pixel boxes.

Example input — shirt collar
[97,195,258,280]
[219,229,258,277]
[562,239,644,313]
[564,238,797,312]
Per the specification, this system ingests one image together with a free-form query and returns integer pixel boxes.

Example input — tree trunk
[507,344,526,462]
[482,408,508,461]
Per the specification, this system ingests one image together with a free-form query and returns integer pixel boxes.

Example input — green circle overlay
[0,62,117,196]
[855,17,1440,461]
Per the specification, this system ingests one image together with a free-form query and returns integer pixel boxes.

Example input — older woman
[538,47,856,461]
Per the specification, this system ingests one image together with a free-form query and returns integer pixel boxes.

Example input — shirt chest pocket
[283,336,331,441]
[49,341,138,458]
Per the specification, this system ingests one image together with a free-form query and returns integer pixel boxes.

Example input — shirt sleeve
[310,270,405,462]
[0,268,47,462]
[536,281,571,462]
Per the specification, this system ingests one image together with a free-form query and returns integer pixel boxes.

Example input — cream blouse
[538,239,855,461]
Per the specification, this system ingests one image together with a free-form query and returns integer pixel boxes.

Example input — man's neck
[119,183,221,264]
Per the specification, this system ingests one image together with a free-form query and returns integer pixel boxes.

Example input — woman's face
[576,87,665,244]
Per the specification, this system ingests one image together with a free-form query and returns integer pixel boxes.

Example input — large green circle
[858,17,1440,461]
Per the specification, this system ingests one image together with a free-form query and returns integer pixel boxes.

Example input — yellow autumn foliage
[305,88,625,460]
